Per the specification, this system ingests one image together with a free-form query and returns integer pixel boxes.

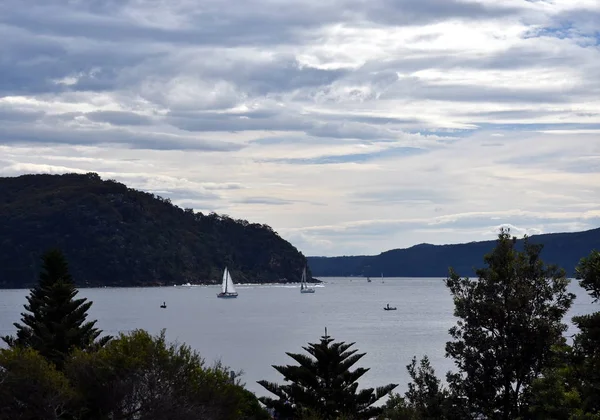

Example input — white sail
[226,270,236,294]
[300,266,315,293]
[221,267,229,293]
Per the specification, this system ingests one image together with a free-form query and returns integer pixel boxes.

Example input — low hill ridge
[0,172,313,288]
[307,227,600,277]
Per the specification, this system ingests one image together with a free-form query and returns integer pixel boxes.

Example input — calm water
[0,277,596,397]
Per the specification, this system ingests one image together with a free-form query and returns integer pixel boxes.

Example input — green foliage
[379,356,465,420]
[0,330,268,420]
[0,347,73,420]
[445,227,575,419]
[0,172,312,288]
[258,329,397,419]
[2,249,111,369]
[576,250,600,302]
[66,329,266,420]
[403,356,449,418]
[526,363,583,420]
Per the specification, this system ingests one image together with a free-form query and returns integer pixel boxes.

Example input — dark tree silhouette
[2,249,111,369]
[445,228,575,419]
[258,328,397,419]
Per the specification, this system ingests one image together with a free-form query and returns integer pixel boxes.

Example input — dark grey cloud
[0,124,243,152]
[0,107,45,123]
[353,0,520,26]
[169,108,421,139]
[85,111,154,126]
[0,23,160,95]
[0,0,521,48]
[166,110,313,133]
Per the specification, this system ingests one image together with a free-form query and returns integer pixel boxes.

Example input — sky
[1,0,599,257]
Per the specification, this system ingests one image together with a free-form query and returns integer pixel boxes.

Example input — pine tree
[2,249,111,369]
[258,328,397,419]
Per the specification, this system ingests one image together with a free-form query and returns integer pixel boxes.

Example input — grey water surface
[0,277,596,397]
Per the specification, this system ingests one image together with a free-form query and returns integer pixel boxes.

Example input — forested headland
[0,173,314,288]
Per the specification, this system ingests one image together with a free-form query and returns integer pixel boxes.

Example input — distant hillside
[307,228,600,278]
[0,172,315,288]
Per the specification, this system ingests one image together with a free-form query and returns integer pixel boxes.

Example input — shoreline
[0,278,324,290]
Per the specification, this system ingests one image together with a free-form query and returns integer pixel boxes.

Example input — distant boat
[367,276,371,283]
[300,266,315,294]
[384,303,396,311]
[160,301,167,309]
[217,267,238,298]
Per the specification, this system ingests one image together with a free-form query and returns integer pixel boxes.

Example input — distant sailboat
[217,267,238,298]
[300,266,315,294]
[367,276,372,283]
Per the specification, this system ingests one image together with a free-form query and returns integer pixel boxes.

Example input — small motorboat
[160,302,167,309]
[384,304,396,311]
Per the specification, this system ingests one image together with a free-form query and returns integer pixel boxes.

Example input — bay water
[0,277,596,397]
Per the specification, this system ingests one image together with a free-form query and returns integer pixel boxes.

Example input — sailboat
[300,266,315,294]
[217,267,238,298]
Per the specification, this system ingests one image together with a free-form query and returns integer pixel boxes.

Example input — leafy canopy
[445,228,574,419]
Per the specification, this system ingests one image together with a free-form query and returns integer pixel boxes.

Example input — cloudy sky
[1,0,599,256]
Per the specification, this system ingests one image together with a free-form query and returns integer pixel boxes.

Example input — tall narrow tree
[445,228,574,419]
[571,249,600,414]
[2,249,111,369]
[258,328,397,419]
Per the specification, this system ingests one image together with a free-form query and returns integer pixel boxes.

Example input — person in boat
[160,301,166,308]
[386,303,390,309]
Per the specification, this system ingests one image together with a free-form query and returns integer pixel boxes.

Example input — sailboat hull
[301,289,315,293]
[217,292,238,298]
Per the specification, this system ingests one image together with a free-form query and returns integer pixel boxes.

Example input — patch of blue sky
[525,16,600,46]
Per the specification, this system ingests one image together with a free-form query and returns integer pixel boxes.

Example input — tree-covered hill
[307,227,600,278]
[0,172,313,288]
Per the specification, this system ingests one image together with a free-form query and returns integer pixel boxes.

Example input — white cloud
[0,0,599,256]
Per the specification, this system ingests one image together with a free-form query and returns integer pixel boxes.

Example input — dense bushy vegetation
[0,172,312,288]
[2,229,600,419]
